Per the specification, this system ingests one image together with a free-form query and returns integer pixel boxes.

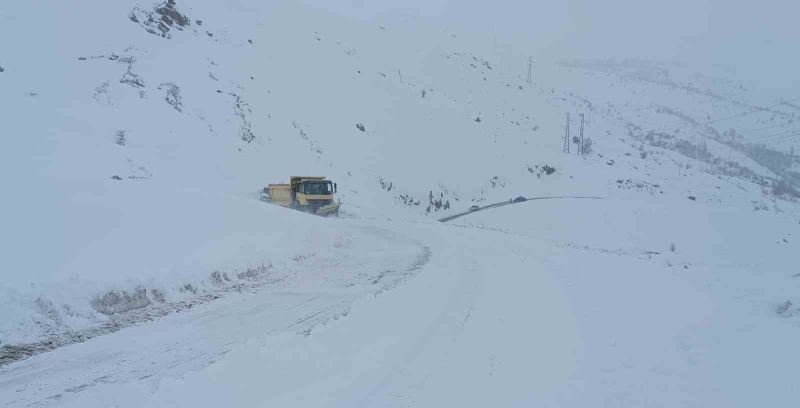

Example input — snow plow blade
[316,202,341,217]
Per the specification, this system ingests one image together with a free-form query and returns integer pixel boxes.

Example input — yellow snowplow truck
[261,176,341,216]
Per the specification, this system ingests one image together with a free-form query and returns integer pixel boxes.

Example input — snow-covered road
[1,218,576,407]
[3,207,800,407]
[0,222,432,407]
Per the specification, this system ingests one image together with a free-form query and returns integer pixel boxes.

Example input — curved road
[2,197,760,408]
[0,223,431,407]
[0,215,579,407]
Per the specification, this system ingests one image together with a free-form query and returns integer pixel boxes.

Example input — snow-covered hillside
[2,1,800,406]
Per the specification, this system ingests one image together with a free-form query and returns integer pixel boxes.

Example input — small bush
[210,271,225,286]
[580,137,593,154]
[752,200,769,211]
[115,130,127,146]
[527,164,557,178]
[777,300,793,316]
[91,287,151,315]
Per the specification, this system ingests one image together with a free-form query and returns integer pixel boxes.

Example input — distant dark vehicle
[513,196,527,203]
[469,205,480,211]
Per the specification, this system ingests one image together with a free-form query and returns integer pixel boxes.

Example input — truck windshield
[303,182,332,195]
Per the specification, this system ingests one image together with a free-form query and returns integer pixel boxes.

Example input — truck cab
[292,177,337,212]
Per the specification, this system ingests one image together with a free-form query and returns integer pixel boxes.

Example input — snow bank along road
[2,207,799,407]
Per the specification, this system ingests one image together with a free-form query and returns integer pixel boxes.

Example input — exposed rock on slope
[129,0,190,39]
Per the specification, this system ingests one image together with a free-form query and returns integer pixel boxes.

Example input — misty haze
[1,1,798,407]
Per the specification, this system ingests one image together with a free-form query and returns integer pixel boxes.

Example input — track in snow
[0,223,429,407]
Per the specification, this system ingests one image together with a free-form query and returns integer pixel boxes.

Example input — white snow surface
[1,0,800,406]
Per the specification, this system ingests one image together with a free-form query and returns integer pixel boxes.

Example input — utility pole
[563,113,570,153]
[578,113,585,155]
[527,57,533,85]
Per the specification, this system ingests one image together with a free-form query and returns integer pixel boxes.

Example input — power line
[675,96,800,133]
[740,122,791,133]
[749,129,800,144]
[707,97,800,124]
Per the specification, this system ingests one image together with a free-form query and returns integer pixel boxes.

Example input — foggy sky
[302,0,800,98]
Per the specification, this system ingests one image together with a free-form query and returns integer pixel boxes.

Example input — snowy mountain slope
[450,200,800,407]
[0,0,574,345]
[2,0,800,405]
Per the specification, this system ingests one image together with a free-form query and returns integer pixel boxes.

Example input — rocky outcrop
[129,0,190,39]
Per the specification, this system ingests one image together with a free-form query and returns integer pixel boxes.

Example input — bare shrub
[91,287,151,315]
[179,283,197,294]
[114,130,127,146]
[35,298,63,325]
[777,300,793,316]
[210,271,225,286]
[580,137,593,154]
[237,263,271,280]
[151,288,166,303]
[527,164,557,178]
